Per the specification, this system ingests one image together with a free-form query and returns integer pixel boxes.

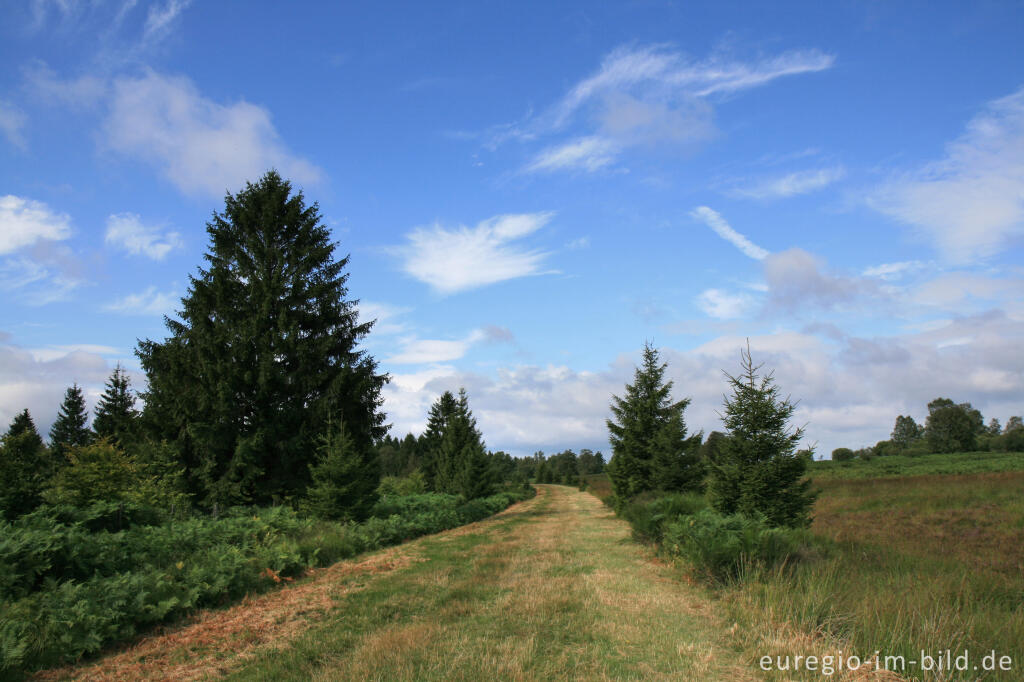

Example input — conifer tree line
[605,342,816,529]
[0,171,514,523]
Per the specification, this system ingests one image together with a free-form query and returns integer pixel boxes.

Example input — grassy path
[43,486,757,681]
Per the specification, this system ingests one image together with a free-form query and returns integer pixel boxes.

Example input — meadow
[588,450,1024,681]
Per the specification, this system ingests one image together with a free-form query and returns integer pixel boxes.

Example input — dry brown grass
[33,546,426,681]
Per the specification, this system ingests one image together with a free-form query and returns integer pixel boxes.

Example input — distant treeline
[831,400,1023,461]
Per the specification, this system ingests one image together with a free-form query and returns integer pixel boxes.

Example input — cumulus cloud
[379,312,1023,458]
[395,212,555,294]
[763,248,876,312]
[105,213,183,260]
[103,286,179,316]
[0,335,124,437]
[729,166,846,199]
[103,70,321,197]
[869,86,1024,262]
[517,44,833,173]
[691,206,770,260]
[0,195,71,254]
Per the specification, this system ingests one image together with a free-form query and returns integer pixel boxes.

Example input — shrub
[831,448,855,462]
[662,508,808,582]
[377,471,427,497]
[621,492,708,543]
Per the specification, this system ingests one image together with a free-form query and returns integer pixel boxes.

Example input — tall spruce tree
[706,344,817,528]
[137,171,388,506]
[50,384,91,458]
[93,365,138,445]
[606,343,702,505]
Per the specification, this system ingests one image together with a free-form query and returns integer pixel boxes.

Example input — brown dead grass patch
[34,548,425,682]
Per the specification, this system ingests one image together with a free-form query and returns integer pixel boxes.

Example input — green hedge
[0,486,534,675]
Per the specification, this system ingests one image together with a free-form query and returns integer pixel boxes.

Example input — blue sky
[1,1,1022,458]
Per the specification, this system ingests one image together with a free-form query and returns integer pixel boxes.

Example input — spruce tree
[8,409,43,445]
[137,171,388,506]
[420,388,491,498]
[50,384,91,458]
[706,344,817,528]
[93,365,138,446]
[606,343,701,505]
[1,409,50,518]
[650,412,704,492]
[419,391,459,491]
[303,422,380,521]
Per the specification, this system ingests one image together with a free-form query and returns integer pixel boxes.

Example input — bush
[662,509,808,582]
[831,448,855,462]
[620,493,708,543]
[377,471,427,497]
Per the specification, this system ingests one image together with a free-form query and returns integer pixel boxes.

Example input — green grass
[808,449,1024,479]
[164,486,758,681]
[591,449,1024,680]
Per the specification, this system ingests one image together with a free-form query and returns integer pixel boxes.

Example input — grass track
[46,486,773,681]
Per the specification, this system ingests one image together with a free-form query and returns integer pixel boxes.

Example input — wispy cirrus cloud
[869,85,1024,263]
[103,286,179,316]
[518,44,834,174]
[690,206,769,260]
[394,212,555,294]
[0,101,27,150]
[524,136,618,174]
[729,166,846,199]
[105,213,183,260]
[386,326,514,365]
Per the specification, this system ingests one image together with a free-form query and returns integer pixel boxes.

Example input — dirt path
[41,486,759,681]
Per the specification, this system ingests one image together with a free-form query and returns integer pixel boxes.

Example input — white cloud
[695,288,754,319]
[386,326,513,365]
[0,195,71,254]
[730,166,845,199]
[24,62,108,109]
[551,45,834,128]
[515,44,833,173]
[143,0,192,44]
[105,213,183,260]
[359,301,410,336]
[0,100,27,149]
[862,260,927,280]
[763,248,876,312]
[395,212,555,294]
[0,334,135,437]
[525,136,618,173]
[869,86,1024,262]
[103,286,179,316]
[377,312,1023,458]
[691,206,769,260]
[104,70,321,197]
